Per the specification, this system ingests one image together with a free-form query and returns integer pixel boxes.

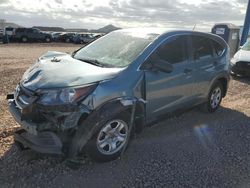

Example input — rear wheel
[45,37,51,42]
[202,81,223,113]
[85,113,131,162]
[65,38,70,43]
[21,36,28,43]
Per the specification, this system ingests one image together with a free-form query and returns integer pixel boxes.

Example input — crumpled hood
[21,51,123,91]
[233,49,250,62]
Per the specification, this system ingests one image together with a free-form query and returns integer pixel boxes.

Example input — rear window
[5,28,14,31]
[27,29,35,33]
[212,40,225,56]
[191,36,213,60]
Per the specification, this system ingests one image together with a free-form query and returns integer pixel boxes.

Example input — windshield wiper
[76,58,105,67]
[76,58,117,68]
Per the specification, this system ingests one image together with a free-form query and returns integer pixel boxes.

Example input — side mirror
[152,60,173,73]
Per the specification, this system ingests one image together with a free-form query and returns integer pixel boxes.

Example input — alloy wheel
[96,119,128,155]
[210,87,222,109]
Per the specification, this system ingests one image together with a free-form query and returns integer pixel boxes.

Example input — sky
[0,0,248,31]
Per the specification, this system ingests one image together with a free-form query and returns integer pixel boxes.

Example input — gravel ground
[0,43,250,188]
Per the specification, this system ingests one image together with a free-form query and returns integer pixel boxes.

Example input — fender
[206,71,230,98]
[68,97,146,158]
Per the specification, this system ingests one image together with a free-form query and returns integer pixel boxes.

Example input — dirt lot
[0,43,250,187]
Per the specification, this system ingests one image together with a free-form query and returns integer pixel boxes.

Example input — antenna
[192,24,196,31]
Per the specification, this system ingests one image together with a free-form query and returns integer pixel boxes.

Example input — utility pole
[240,0,250,46]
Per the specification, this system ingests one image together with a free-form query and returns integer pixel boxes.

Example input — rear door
[190,35,219,99]
[144,35,196,122]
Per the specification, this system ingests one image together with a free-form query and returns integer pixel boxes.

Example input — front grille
[236,61,250,67]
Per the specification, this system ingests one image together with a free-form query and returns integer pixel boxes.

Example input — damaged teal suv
[7,28,230,162]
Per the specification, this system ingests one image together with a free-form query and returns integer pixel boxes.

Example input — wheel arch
[20,35,28,42]
[217,77,228,97]
[69,97,146,158]
[208,73,229,98]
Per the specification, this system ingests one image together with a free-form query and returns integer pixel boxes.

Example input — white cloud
[0,0,248,31]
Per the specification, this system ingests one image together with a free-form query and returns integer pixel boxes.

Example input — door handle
[184,68,192,74]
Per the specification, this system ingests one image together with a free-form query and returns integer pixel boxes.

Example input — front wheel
[203,81,223,113]
[85,113,131,162]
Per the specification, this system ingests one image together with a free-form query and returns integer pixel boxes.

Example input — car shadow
[0,106,250,187]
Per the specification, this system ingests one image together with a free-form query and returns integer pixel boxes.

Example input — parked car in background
[51,32,63,42]
[93,33,104,39]
[8,28,230,162]
[14,28,52,43]
[73,33,95,44]
[57,32,76,43]
[231,39,250,76]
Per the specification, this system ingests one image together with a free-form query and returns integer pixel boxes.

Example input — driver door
[144,35,196,122]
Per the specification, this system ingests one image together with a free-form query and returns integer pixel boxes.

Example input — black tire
[230,70,236,75]
[45,37,51,43]
[65,38,70,43]
[21,36,28,43]
[202,81,223,113]
[84,112,131,162]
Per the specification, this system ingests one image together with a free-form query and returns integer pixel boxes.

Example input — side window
[152,35,188,64]
[192,36,213,60]
[16,28,24,33]
[32,29,38,33]
[27,29,33,33]
[212,40,224,57]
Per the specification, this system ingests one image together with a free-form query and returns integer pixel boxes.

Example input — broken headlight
[37,84,97,105]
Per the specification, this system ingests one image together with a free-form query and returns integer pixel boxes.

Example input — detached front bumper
[14,129,63,155]
[8,100,63,155]
[8,100,38,135]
